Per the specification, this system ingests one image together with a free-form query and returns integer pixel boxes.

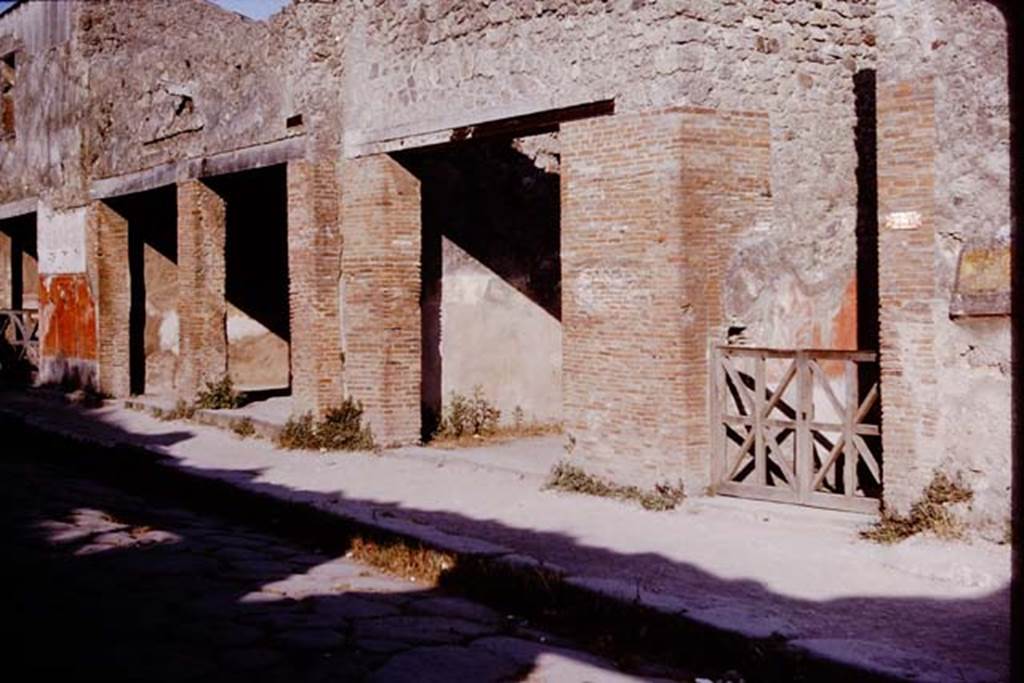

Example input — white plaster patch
[37,204,88,274]
[884,211,922,231]
[159,310,180,354]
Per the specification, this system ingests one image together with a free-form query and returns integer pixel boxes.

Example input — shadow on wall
[204,165,290,344]
[204,164,290,391]
[396,137,561,438]
[0,403,1010,681]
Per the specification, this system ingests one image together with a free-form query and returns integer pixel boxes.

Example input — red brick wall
[561,108,771,492]
[287,160,344,415]
[176,179,227,398]
[340,155,421,445]
[93,201,130,397]
[876,79,940,513]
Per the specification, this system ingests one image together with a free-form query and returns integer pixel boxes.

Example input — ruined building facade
[0,1,1011,530]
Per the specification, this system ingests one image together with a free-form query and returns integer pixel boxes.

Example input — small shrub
[277,412,317,449]
[435,386,500,440]
[194,375,240,410]
[318,399,375,451]
[232,418,256,438]
[276,397,375,452]
[861,470,974,544]
[545,462,685,511]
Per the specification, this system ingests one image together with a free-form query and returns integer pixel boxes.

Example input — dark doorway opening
[397,134,562,441]
[106,187,178,397]
[853,69,884,499]
[205,165,291,395]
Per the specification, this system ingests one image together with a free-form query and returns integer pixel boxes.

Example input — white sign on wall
[37,203,88,274]
[883,211,922,231]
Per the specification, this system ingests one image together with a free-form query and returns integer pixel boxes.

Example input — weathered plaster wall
[142,240,179,395]
[78,0,289,182]
[876,0,1010,529]
[37,203,97,387]
[0,1,84,208]
[440,238,562,426]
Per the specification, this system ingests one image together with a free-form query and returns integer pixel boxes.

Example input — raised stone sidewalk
[0,390,1010,682]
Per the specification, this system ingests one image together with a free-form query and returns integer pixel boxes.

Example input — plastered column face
[176,179,227,398]
[340,154,421,446]
[36,204,98,388]
[287,159,343,415]
[93,201,130,397]
[560,109,772,493]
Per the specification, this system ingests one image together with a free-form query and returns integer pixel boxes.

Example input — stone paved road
[0,454,687,682]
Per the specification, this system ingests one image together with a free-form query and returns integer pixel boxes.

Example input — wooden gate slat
[712,345,881,512]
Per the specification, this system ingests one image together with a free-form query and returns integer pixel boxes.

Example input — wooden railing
[0,308,40,369]
[710,345,882,514]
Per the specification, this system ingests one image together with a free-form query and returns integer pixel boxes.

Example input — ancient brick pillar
[0,227,11,309]
[93,201,130,397]
[287,160,343,415]
[560,108,772,494]
[875,79,941,514]
[340,154,421,446]
[176,179,227,399]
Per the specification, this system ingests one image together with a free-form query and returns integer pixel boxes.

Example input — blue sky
[0,1,290,20]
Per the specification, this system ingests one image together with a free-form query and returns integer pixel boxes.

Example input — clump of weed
[194,375,240,410]
[429,391,561,447]
[232,417,256,438]
[155,399,196,421]
[545,462,685,511]
[317,399,376,450]
[861,470,974,543]
[434,386,501,440]
[276,397,375,451]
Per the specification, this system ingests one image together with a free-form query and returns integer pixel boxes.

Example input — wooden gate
[0,308,39,367]
[710,345,882,514]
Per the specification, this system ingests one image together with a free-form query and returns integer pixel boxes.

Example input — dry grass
[347,536,455,585]
[231,417,256,438]
[861,470,973,543]
[544,462,685,511]
[428,421,563,449]
[153,399,196,422]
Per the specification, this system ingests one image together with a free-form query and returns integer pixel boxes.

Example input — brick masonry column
[561,108,771,494]
[176,179,227,399]
[287,160,343,415]
[0,227,11,308]
[93,201,130,397]
[876,79,941,514]
[340,154,421,446]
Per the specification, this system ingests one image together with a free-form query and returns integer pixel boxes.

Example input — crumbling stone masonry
[0,0,1011,528]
